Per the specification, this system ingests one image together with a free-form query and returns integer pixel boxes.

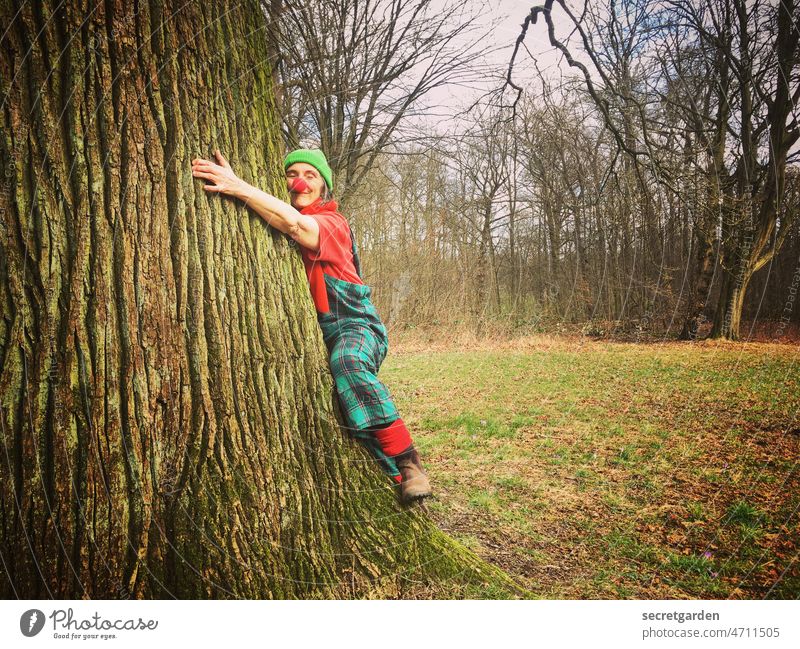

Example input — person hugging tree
[191,148,433,505]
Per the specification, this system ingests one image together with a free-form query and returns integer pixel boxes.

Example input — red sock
[369,418,413,457]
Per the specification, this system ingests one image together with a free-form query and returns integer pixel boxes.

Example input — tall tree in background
[270,0,495,204]
[671,0,800,339]
[512,0,800,340]
[453,110,512,325]
[0,0,522,598]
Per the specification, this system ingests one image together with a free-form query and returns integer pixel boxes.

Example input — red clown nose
[289,177,310,193]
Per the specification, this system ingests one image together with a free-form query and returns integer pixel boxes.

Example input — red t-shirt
[297,198,363,314]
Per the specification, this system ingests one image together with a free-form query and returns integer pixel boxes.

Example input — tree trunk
[678,223,716,340]
[0,0,524,599]
[711,264,753,341]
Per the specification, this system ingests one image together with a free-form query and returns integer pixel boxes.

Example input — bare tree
[447,108,516,326]
[269,0,497,204]
[508,0,800,340]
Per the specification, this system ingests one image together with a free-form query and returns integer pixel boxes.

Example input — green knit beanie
[283,149,334,192]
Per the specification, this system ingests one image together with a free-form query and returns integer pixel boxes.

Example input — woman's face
[286,162,326,209]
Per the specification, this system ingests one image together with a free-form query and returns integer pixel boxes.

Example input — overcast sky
[416,0,581,131]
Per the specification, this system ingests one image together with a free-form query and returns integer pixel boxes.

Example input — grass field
[380,333,800,599]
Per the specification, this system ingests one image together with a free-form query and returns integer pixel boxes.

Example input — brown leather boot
[394,447,432,504]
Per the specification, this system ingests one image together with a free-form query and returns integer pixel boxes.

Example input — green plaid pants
[318,273,401,478]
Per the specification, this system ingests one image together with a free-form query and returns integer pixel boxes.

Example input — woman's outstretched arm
[191,150,320,251]
[235,182,321,251]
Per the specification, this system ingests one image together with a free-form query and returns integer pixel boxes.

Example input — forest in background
[270,0,800,341]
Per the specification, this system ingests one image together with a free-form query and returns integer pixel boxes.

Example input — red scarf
[298,197,339,314]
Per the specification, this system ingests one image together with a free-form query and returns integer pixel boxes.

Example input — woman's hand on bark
[191,150,246,197]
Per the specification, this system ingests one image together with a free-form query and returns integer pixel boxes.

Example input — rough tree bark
[0,0,524,599]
